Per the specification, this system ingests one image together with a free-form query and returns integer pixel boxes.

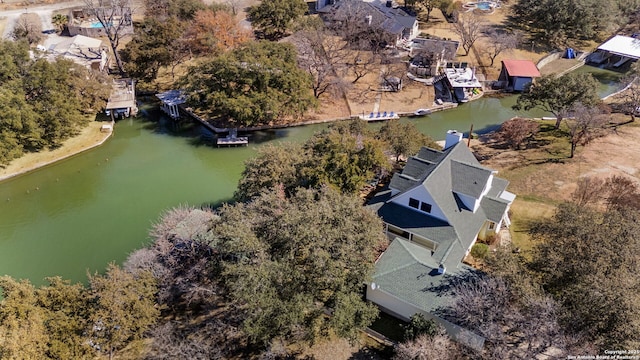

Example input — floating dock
[217,128,248,147]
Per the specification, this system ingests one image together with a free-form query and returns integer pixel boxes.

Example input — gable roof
[450,160,493,198]
[369,141,512,271]
[501,59,541,78]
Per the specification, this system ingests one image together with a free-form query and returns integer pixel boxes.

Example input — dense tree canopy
[248,0,307,40]
[513,72,601,128]
[378,120,439,161]
[121,18,185,83]
[214,187,385,344]
[0,266,158,360]
[235,120,394,201]
[511,0,639,45]
[0,40,110,166]
[530,203,640,350]
[182,41,317,126]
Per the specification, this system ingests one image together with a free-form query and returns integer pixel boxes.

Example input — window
[488,222,495,230]
[409,198,419,209]
[420,202,432,213]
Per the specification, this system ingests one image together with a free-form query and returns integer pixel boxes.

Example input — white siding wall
[391,186,447,222]
[456,192,479,212]
[366,286,485,350]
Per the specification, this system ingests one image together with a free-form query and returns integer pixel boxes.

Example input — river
[0,65,623,285]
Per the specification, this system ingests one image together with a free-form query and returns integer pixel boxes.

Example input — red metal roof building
[498,60,541,91]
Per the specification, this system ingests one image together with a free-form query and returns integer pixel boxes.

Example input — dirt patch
[472,123,640,204]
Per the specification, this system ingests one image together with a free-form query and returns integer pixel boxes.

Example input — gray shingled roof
[450,160,493,199]
[329,0,416,38]
[369,141,514,270]
[480,197,510,223]
[373,238,477,313]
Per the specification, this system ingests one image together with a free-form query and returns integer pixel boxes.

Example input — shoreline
[0,121,114,183]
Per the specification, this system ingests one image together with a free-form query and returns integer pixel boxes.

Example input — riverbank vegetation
[0,40,110,167]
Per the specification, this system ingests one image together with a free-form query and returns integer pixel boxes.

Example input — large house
[366,130,515,349]
[320,0,419,47]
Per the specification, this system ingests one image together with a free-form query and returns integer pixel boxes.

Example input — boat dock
[217,128,248,147]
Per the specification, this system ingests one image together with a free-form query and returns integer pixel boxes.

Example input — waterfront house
[320,0,419,47]
[45,35,110,72]
[498,59,541,92]
[366,130,515,349]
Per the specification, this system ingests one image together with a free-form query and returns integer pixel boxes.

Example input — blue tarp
[565,48,576,59]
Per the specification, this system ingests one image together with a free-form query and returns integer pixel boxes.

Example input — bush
[403,313,439,341]
[471,243,489,259]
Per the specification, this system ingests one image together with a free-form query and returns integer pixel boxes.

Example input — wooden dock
[217,128,248,147]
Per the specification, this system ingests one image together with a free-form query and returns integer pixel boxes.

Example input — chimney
[444,130,463,150]
[386,0,392,7]
[365,14,372,25]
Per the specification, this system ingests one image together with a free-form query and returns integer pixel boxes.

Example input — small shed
[498,60,541,92]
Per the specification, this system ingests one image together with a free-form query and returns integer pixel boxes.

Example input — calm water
[0,66,623,285]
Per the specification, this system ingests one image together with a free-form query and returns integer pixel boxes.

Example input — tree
[403,313,439,341]
[530,203,640,350]
[511,0,620,46]
[494,117,539,150]
[51,13,69,33]
[235,142,308,202]
[513,72,601,128]
[618,62,640,121]
[235,122,391,200]
[0,276,92,359]
[304,122,392,194]
[248,0,307,40]
[443,275,567,359]
[12,13,43,44]
[394,328,462,360]
[121,17,185,83]
[182,41,316,126]
[378,120,439,161]
[185,8,251,56]
[0,277,50,359]
[418,0,447,22]
[451,13,484,56]
[483,28,520,67]
[87,264,159,360]
[290,29,349,99]
[143,0,206,20]
[83,0,133,75]
[564,102,610,158]
[213,187,385,344]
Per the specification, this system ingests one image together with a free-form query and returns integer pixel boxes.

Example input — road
[0,0,85,39]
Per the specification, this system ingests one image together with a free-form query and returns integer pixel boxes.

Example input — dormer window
[409,198,419,209]
[420,202,432,213]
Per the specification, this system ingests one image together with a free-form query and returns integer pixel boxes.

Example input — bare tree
[452,13,485,56]
[326,0,393,52]
[394,328,462,360]
[347,51,378,84]
[84,0,134,74]
[619,70,640,122]
[483,28,521,67]
[291,29,349,99]
[564,103,610,158]
[494,117,539,149]
[13,13,43,44]
[571,176,605,207]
